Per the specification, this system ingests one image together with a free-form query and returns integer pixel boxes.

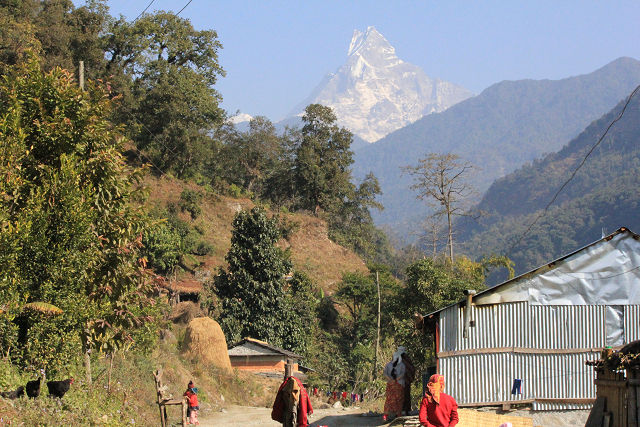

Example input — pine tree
[213,207,295,348]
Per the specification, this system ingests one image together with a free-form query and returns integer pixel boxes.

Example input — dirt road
[196,404,385,426]
[187,405,590,427]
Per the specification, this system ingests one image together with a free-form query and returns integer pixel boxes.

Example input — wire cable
[134,0,155,22]
[175,0,193,16]
[508,84,640,253]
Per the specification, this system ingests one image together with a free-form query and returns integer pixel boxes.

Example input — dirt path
[189,405,590,427]
[196,404,385,426]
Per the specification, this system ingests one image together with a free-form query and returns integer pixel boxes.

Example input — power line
[131,146,168,177]
[123,108,197,178]
[134,0,155,22]
[176,0,194,16]
[508,84,640,253]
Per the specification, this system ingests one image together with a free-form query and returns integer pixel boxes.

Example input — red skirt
[383,381,404,417]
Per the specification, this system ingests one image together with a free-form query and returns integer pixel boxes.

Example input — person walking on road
[382,346,408,421]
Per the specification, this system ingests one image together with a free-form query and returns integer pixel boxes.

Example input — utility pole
[79,61,85,90]
[372,270,381,380]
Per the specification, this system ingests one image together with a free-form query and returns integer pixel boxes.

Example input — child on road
[184,381,200,425]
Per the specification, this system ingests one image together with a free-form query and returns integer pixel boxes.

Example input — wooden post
[284,359,293,379]
[79,61,84,90]
[629,368,639,427]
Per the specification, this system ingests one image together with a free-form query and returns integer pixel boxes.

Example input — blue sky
[101,1,640,121]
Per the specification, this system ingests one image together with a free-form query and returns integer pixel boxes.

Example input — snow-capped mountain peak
[288,26,473,142]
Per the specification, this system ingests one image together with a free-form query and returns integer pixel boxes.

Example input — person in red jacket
[184,381,200,425]
[271,376,313,427]
[419,374,458,427]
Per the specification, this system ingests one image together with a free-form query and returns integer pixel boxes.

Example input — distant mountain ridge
[460,91,640,278]
[288,26,473,142]
[353,57,640,239]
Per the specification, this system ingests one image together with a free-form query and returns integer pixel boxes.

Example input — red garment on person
[183,390,199,407]
[418,392,458,427]
[188,392,198,407]
[271,376,313,427]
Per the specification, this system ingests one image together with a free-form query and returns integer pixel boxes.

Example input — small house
[228,337,304,379]
[422,227,640,410]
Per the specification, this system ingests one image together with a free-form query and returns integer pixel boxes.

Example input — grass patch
[0,321,281,426]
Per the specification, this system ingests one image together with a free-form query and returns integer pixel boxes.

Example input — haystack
[182,317,232,371]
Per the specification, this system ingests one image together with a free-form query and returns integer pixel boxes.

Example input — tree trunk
[447,206,454,263]
[84,348,92,386]
[372,271,381,380]
[431,223,438,259]
[81,331,92,386]
[107,353,114,393]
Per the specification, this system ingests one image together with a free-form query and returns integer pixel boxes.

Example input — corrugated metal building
[424,227,640,410]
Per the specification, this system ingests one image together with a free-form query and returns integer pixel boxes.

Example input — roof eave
[422,226,638,317]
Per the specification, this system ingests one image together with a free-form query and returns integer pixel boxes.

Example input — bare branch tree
[403,153,475,263]
[414,212,445,259]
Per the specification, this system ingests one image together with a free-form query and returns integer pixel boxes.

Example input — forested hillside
[461,92,640,277]
[353,57,640,238]
[0,4,504,425]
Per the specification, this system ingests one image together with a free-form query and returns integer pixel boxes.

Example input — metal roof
[425,226,640,317]
[227,337,302,360]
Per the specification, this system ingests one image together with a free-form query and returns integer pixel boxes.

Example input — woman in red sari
[382,346,408,421]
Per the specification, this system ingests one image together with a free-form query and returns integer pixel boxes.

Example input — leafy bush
[142,222,183,274]
[193,241,214,256]
[278,216,300,240]
[228,183,242,198]
[179,189,203,220]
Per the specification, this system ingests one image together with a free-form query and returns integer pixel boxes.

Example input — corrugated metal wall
[625,305,640,342]
[441,351,599,405]
[438,302,640,409]
[440,302,609,351]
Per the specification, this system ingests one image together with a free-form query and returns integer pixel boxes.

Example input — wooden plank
[628,380,637,427]
[596,379,628,388]
[535,398,595,404]
[584,396,605,427]
[438,346,610,358]
[161,399,185,405]
[458,398,594,408]
[458,399,533,407]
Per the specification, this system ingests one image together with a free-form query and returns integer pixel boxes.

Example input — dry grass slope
[144,175,368,294]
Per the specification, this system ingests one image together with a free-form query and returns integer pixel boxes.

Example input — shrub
[193,241,214,256]
[142,222,182,274]
[228,184,242,198]
[179,189,203,220]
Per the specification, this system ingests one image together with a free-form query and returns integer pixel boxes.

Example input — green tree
[329,172,386,261]
[390,257,487,373]
[295,104,354,215]
[0,57,156,376]
[282,271,320,356]
[0,0,111,75]
[328,266,399,388]
[213,207,304,350]
[106,11,226,177]
[334,272,377,345]
[0,4,41,73]
[223,116,286,195]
